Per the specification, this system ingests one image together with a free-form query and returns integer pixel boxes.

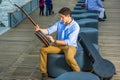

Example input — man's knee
[40,47,48,54]
[64,46,76,51]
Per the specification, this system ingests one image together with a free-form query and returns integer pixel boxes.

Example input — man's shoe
[98,18,105,22]
[41,73,48,80]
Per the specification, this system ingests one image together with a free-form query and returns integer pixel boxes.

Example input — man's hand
[47,36,55,43]
[48,36,66,45]
[34,25,41,31]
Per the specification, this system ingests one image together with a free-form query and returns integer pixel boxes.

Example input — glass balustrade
[0,0,31,27]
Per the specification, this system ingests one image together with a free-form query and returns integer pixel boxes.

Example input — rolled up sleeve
[47,22,58,34]
[64,24,80,47]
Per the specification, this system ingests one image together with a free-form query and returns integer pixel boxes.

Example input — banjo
[78,32,116,79]
[14,4,51,47]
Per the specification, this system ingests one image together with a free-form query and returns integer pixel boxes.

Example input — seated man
[34,7,80,80]
[86,0,106,21]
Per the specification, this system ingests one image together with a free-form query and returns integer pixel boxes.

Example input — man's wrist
[52,40,56,45]
[54,40,56,44]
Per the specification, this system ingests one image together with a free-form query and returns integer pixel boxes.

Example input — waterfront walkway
[0,0,120,80]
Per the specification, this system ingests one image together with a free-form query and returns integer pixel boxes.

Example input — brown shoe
[41,73,48,80]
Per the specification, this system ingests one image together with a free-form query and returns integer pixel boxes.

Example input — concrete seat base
[76,3,85,6]
[74,6,84,10]
[80,27,98,44]
[47,42,99,78]
[47,43,92,78]
[54,72,100,80]
[72,13,98,20]
[72,9,98,14]
[77,0,86,3]
[72,9,87,14]
[76,18,98,29]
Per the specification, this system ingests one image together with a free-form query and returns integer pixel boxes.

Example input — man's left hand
[47,36,55,43]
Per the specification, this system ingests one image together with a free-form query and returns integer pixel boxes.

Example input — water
[0,0,31,27]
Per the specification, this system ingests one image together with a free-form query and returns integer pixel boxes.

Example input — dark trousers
[39,6,44,16]
[45,5,51,16]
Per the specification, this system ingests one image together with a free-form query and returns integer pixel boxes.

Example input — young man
[86,0,106,21]
[34,7,80,80]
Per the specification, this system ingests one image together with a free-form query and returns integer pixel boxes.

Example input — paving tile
[10,67,34,78]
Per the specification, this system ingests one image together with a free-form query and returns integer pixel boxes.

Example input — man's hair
[58,7,71,16]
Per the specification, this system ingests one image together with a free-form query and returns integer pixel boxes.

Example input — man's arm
[34,25,49,34]
[55,40,66,46]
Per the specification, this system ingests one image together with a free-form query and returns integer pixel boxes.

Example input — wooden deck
[99,0,120,79]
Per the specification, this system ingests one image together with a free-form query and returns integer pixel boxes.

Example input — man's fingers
[34,25,40,31]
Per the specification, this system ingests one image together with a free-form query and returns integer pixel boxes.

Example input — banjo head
[93,59,115,78]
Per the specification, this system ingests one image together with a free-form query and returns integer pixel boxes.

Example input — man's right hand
[34,25,49,35]
[34,25,41,31]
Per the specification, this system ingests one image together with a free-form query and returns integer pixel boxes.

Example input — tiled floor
[0,0,120,80]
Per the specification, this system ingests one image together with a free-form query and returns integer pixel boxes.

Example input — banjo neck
[14,4,51,47]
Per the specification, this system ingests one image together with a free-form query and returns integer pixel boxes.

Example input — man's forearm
[40,29,49,35]
[34,25,49,34]
[55,40,66,46]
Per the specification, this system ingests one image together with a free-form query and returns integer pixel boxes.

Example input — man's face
[59,14,70,23]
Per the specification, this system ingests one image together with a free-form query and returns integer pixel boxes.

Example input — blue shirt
[47,20,80,47]
[86,0,104,10]
[45,0,52,5]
